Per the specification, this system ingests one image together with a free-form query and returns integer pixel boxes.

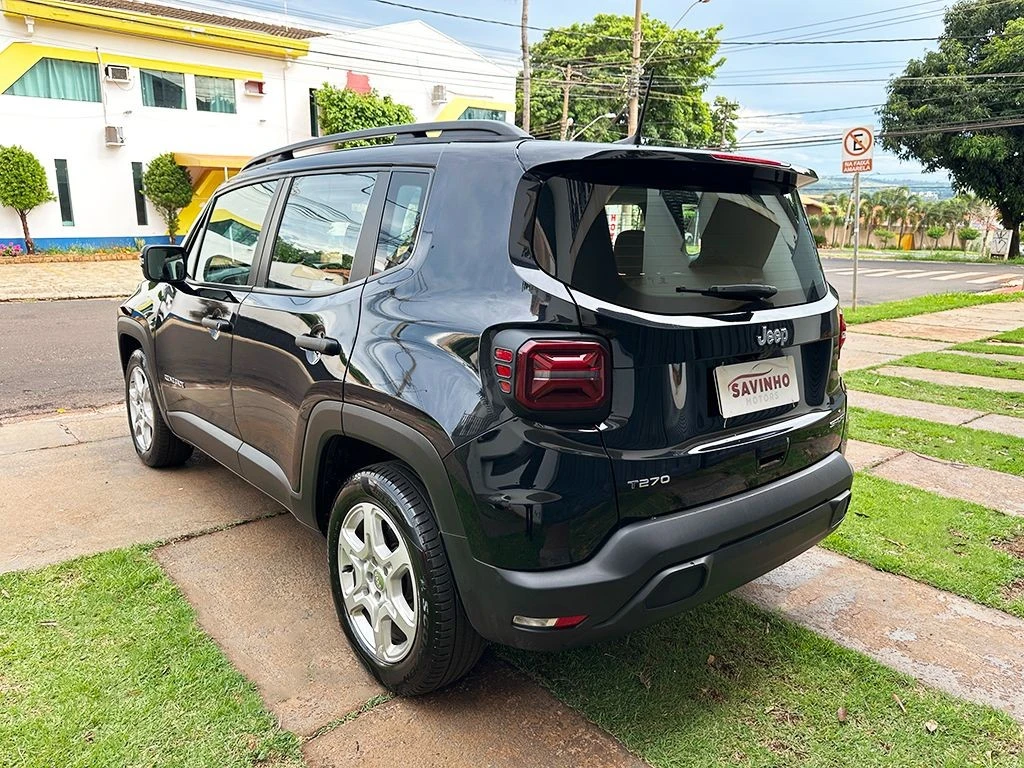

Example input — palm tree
[826,192,850,247]
[941,197,969,249]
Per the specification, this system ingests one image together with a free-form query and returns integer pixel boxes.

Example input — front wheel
[327,461,485,695]
[124,349,193,467]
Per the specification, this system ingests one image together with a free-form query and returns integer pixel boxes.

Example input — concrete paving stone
[875,365,1024,394]
[868,451,1024,517]
[848,390,984,426]
[0,260,141,301]
[304,656,646,768]
[838,349,898,372]
[0,419,77,455]
[944,349,1024,365]
[843,439,903,471]
[58,405,126,443]
[853,320,992,343]
[0,437,280,573]
[906,308,1021,333]
[967,413,1024,439]
[155,514,384,738]
[739,547,1024,723]
[842,332,949,356]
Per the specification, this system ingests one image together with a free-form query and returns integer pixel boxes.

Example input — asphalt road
[822,257,1024,305]
[1,259,1022,420]
[0,299,124,421]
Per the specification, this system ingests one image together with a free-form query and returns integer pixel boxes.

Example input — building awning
[173,153,251,169]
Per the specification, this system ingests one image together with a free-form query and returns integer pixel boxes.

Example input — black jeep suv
[117,120,852,695]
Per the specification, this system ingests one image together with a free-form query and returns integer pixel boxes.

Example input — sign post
[842,126,874,311]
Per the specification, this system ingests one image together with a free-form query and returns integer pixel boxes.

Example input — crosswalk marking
[932,271,988,280]
[966,273,1021,284]
[895,270,954,279]
[855,269,907,277]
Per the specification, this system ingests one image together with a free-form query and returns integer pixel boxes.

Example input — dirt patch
[994,536,1024,559]
[1001,579,1024,603]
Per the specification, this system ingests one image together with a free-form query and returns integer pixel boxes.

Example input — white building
[0,0,515,249]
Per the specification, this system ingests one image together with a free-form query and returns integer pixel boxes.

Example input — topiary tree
[314,85,415,144]
[925,225,946,249]
[142,153,193,243]
[957,226,981,252]
[875,228,896,249]
[0,145,55,254]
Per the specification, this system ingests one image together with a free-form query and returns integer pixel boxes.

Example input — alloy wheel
[127,366,155,452]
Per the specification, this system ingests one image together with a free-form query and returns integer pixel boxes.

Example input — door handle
[295,334,341,356]
[201,316,232,333]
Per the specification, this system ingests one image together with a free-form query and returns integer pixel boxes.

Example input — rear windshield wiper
[675,283,778,301]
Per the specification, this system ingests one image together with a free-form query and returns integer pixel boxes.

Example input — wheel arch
[294,401,465,539]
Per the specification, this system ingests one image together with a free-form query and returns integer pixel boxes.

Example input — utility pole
[521,0,531,133]
[627,0,643,135]
[558,65,573,141]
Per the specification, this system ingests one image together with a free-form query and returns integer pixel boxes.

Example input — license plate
[714,356,800,418]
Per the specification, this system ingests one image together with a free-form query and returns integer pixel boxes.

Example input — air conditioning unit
[104,64,130,83]
[431,84,447,105]
[104,125,125,146]
[244,79,266,96]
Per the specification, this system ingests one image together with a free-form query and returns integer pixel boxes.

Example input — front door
[231,170,387,491]
[153,179,279,438]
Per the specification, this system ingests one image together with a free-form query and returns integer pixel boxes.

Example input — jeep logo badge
[756,325,789,346]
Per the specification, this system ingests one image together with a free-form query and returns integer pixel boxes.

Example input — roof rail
[242,120,531,171]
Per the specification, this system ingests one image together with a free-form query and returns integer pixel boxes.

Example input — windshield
[531,169,827,315]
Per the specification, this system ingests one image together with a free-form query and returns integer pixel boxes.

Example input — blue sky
[272,0,953,184]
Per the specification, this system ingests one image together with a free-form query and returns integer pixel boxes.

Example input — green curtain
[195,76,236,113]
[4,58,100,102]
[140,70,185,109]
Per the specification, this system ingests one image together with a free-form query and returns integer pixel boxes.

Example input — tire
[124,349,193,468]
[327,461,485,695]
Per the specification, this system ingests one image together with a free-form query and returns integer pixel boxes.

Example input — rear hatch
[522,148,845,521]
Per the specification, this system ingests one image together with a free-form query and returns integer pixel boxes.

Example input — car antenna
[614,70,655,146]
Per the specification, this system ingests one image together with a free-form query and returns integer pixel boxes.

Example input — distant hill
[810,175,954,198]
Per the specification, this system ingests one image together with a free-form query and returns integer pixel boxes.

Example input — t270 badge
[626,474,671,490]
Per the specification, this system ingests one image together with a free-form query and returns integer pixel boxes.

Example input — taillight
[838,309,847,357]
[512,339,608,411]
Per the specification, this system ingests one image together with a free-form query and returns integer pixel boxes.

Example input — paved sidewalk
[0,260,141,301]
[849,390,1024,437]
[155,514,645,768]
[875,365,1024,393]
[739,547,1024,723]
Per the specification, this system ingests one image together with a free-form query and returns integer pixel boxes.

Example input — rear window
[531,166,826,314]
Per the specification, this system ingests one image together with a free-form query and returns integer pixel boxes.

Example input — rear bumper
[446,450,852,650]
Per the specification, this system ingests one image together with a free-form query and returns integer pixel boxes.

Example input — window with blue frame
[141,69,185,109]
[458,107,506,121]
[4,58,100,102]
[195,76,236,113]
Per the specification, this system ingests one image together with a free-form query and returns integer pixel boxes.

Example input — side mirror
[142,245,186,283]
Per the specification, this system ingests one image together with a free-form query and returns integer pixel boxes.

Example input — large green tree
[520,14,727,146]
[879,0,1024,257]
[0,145,54,254]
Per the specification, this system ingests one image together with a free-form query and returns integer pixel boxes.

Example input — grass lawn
[897,351,1024,381]
[995,328,1024,344]
[847,407,1024,476]
[821,247,1022,264]
[842,292,1023,325]
[843,369,1024,418]
[952,341,1024,357]
[824,474,1024,619]
[504,596,1023,768]
[0,549,302,768]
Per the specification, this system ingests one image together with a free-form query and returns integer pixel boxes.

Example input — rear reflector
[514,339,608,411]
[513,614,588,629]
[494,347,513,363]
[838,309,847,357]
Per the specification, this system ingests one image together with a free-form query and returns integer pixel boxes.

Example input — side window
[267,172,377,292]
[189,181,277,285]
[373,171,430,274]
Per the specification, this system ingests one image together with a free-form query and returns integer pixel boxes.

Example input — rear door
[528,155,845,521]
[154,180,279,440]
[230,169,387,494]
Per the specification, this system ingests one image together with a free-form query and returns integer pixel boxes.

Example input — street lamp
[737,129,765,144]
[570,112,617,141]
